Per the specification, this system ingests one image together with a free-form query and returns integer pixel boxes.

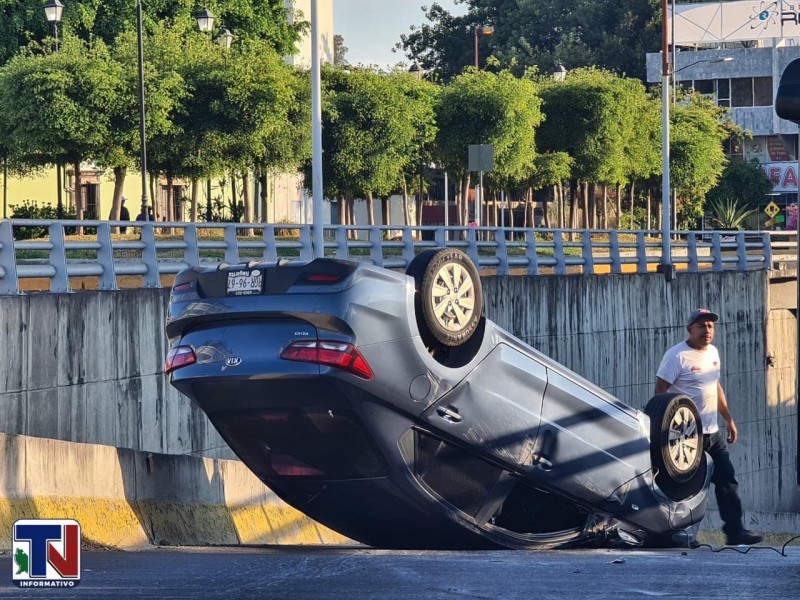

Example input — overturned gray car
[165,248,712,549]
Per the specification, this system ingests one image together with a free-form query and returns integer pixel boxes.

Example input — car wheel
[407,248,483,348]
[645,393,706,500]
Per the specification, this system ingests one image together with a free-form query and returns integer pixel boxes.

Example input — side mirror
[775,58,800,124]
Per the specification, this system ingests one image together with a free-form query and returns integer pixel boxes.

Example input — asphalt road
[1,544,798,599]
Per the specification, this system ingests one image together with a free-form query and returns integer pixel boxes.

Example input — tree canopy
[399,0,661,82]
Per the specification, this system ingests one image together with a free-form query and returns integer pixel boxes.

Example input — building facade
[646,1,800,223]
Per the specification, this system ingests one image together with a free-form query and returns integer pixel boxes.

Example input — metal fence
[0,218,783,294]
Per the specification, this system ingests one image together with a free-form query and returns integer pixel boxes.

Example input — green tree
[434,68,542,225]
[537,68,654,228]
[308,66,436,227]
[706,158,773,208]
[0,36,125,219]
[0,0,303,64]
[399,1,661,81]
[670,95,731,228]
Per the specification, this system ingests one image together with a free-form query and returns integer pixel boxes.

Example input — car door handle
[436,406,463,423]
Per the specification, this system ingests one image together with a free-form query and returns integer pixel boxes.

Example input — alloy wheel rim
[667,406,699,473]
[431,262,475,332]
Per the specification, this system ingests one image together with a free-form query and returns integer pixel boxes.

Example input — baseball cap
[687,308,719,327]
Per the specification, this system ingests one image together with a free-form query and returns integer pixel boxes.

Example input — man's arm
[655,377,671,395]
[717,381,737,443]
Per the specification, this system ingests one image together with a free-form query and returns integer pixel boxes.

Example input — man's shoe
[724,529,763,545]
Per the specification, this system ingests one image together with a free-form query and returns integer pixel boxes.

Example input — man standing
[655,308,763,546]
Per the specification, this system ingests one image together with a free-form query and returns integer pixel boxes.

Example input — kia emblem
[225,356,242,367]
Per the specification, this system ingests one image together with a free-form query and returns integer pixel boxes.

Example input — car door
[420,343,547,470]
[534,368,648,505]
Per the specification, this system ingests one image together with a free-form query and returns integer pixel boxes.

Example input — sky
[333,0,467,69]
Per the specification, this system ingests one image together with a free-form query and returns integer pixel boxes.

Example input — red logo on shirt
[690,367,702,372]
[713,361,718,367]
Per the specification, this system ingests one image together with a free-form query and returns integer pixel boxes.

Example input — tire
[407,248,483,348]
[644,393,706,501]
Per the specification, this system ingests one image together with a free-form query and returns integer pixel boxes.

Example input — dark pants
[704,431,744,533]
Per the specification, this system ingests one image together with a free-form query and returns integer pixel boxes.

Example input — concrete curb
[0,433,351,550]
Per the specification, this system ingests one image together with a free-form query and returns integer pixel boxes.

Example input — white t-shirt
[656,341,721,434]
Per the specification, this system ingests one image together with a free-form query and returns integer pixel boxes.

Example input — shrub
[10,200,77,239]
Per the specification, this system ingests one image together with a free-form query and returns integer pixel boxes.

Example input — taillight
[172,281,193,293]
[300,273,343,284]
[165,345,196,373]
[280,340,374,380]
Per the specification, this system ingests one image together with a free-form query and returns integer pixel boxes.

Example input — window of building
[81,184,100,219]
[717,78,730,107]
[731,77,753,107]
[724,138,744,159]
[694,79,714,96]
[754,77,773,106]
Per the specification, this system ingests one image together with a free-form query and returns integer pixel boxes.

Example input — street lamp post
[660,0,731,278]
[43,0,63,50]
[473,25,494,69]
[311,0,324,258]
[216,25,234,49]
[660,0,672,277]
[136,0,150,221]
[44,0,64,219]
[196,8,216,222]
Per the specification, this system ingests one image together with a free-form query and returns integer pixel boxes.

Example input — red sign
[767,138,791,162]
[762,162,798,192]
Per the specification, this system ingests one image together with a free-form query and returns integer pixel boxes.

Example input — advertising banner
[674,1,800,44]
[762,161,799,192]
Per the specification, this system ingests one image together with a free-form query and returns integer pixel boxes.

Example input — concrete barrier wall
[0,269,797,538]
[0,432,350,550]
[0,290,235,460]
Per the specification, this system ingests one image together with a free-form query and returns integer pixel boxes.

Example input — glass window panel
[717,78,730,101]
[753,76,773,106]
[731,78,753,107]
[694,79,714,95]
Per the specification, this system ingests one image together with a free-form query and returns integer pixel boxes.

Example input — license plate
[226,269,263,296]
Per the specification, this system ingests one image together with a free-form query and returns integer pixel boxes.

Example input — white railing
[0,219,782,294]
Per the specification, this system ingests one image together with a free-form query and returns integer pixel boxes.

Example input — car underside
[165,250,712,549]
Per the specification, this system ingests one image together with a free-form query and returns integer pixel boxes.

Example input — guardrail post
[299,226,313,261]
[49,222,70,293]
[635,232,648,274]
[736,232,747,271]
[140,223,160,288]
[402,227,415,267]
[762,232,772,269]
[609,230,621,274]
[553,230,566,275]
[0,220,20,294]
[581,230,594,274]
[711,232,723,272]
[525,229,539,275]
[96,223,118,290]
[370,226,383,267]
[466,227,479,267]
[334,226,348,259]
[496,230,508,275]
[261,225,277,262]
[224,224,239,264]
[687,232,699,273]
[183,224,201,267]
